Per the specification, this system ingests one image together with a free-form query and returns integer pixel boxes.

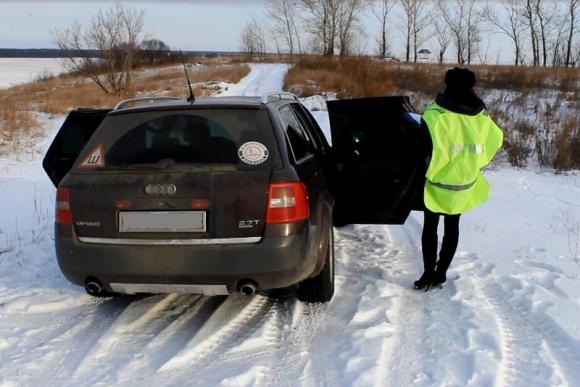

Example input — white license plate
[119,211,206,233]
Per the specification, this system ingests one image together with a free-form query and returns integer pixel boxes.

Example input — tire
[297,226,335,303]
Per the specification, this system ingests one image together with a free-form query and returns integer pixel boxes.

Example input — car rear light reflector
[56,187,72,224]
[266,182,309,224]
[191,199,210,209]
[115,200,133,210]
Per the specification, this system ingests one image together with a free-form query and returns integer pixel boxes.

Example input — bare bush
[503,120,535,167]
[0,102,40,155]
[553,116,580,171]
[551,209,580,267]
[535,111,579,171]
[53,1,146,96]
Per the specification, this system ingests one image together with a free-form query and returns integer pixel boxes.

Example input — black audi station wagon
[43,93,420,303]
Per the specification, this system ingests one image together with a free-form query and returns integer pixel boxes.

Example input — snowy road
[1,64,580,386]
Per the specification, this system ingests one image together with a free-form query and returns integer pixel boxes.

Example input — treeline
[0,49,101,58]
[240,0,580,67]
[0,48,238,60]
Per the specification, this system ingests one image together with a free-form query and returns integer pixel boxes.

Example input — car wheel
[297,225,335,303]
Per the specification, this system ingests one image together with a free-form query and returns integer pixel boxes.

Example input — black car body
[43,94,420,303]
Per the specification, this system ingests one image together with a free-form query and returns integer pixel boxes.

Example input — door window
[289,104,323,151]
[279,105,314,163]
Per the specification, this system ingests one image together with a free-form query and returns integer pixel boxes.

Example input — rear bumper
[55,224,318,294]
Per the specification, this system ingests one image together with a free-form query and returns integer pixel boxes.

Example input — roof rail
[114,96,182,110]
[261,92,299,104]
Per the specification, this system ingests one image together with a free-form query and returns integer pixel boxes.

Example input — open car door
[43,109,111,187]
[328,96,422,225]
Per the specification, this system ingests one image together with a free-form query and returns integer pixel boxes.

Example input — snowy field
[1,64,579,386]
[0,58,67,89]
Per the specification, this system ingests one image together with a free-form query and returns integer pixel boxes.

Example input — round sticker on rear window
[238,142,269,165]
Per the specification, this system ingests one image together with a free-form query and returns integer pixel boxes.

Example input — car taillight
[56,187,72,225]
[266,182,309,224]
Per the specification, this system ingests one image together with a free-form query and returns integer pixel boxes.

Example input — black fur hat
[445,68,476,90]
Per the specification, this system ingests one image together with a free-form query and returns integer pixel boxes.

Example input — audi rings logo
[145,184,177,196]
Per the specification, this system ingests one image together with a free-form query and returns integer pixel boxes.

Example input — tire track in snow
[175,295,292,386]
[0,295,126,385]
[372,223,437,386]
[69,294,207,385]
[42,297,134,386]
[114,295,227,384]
[189,293,338,387]
[156,295,273,384]
[181,225,375,387]
[479,276,580,387]
[328,223,440,386]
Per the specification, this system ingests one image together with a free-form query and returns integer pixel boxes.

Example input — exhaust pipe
[238,281,257,296]
[85,279,104,296]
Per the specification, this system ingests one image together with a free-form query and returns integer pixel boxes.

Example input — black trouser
[421,209,461,277]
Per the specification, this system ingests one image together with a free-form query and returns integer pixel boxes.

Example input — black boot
[413,271,434,290]
[428,263,448,290]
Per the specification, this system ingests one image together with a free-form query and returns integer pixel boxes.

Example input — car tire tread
[297,226,335,303]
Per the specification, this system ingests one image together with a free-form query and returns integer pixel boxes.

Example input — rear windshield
[76,109,281,170]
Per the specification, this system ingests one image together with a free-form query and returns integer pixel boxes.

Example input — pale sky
[0,0,515,64]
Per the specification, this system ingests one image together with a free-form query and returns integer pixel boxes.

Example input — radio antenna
[179,50,195,103]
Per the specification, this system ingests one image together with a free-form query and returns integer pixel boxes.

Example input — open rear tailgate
[43,109,111,187]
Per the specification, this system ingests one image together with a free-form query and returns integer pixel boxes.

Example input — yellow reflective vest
[422,103,503,215]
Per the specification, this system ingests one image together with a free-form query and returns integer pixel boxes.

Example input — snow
[0,58,68,89]
[217,63,292,97]
[1,63,580,386]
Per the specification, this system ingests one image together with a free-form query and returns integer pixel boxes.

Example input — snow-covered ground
[1,63,579,386]
[0,58,67,89]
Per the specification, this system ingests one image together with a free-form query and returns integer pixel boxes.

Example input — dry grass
[286,55,579,171]
[0,101,41,153]
[549,115,580,171]
[285,57,441,99]
[285,56,580,99]
[0,62,250,154]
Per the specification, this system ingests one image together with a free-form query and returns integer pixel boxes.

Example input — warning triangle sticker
[79,145,105,168]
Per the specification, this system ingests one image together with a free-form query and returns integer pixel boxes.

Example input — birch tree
[337,0,371,56]
[400,0,431,62]
[240,18,267,56]
[482,0,524,66]
[300,0,339,55]
[266,0,302,55]
[373,0,396,57]
[437,0,481,64]
[433,18,451,63]
[565,0,579,66]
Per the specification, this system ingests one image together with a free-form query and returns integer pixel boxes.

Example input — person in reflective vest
[413,68,503,291]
